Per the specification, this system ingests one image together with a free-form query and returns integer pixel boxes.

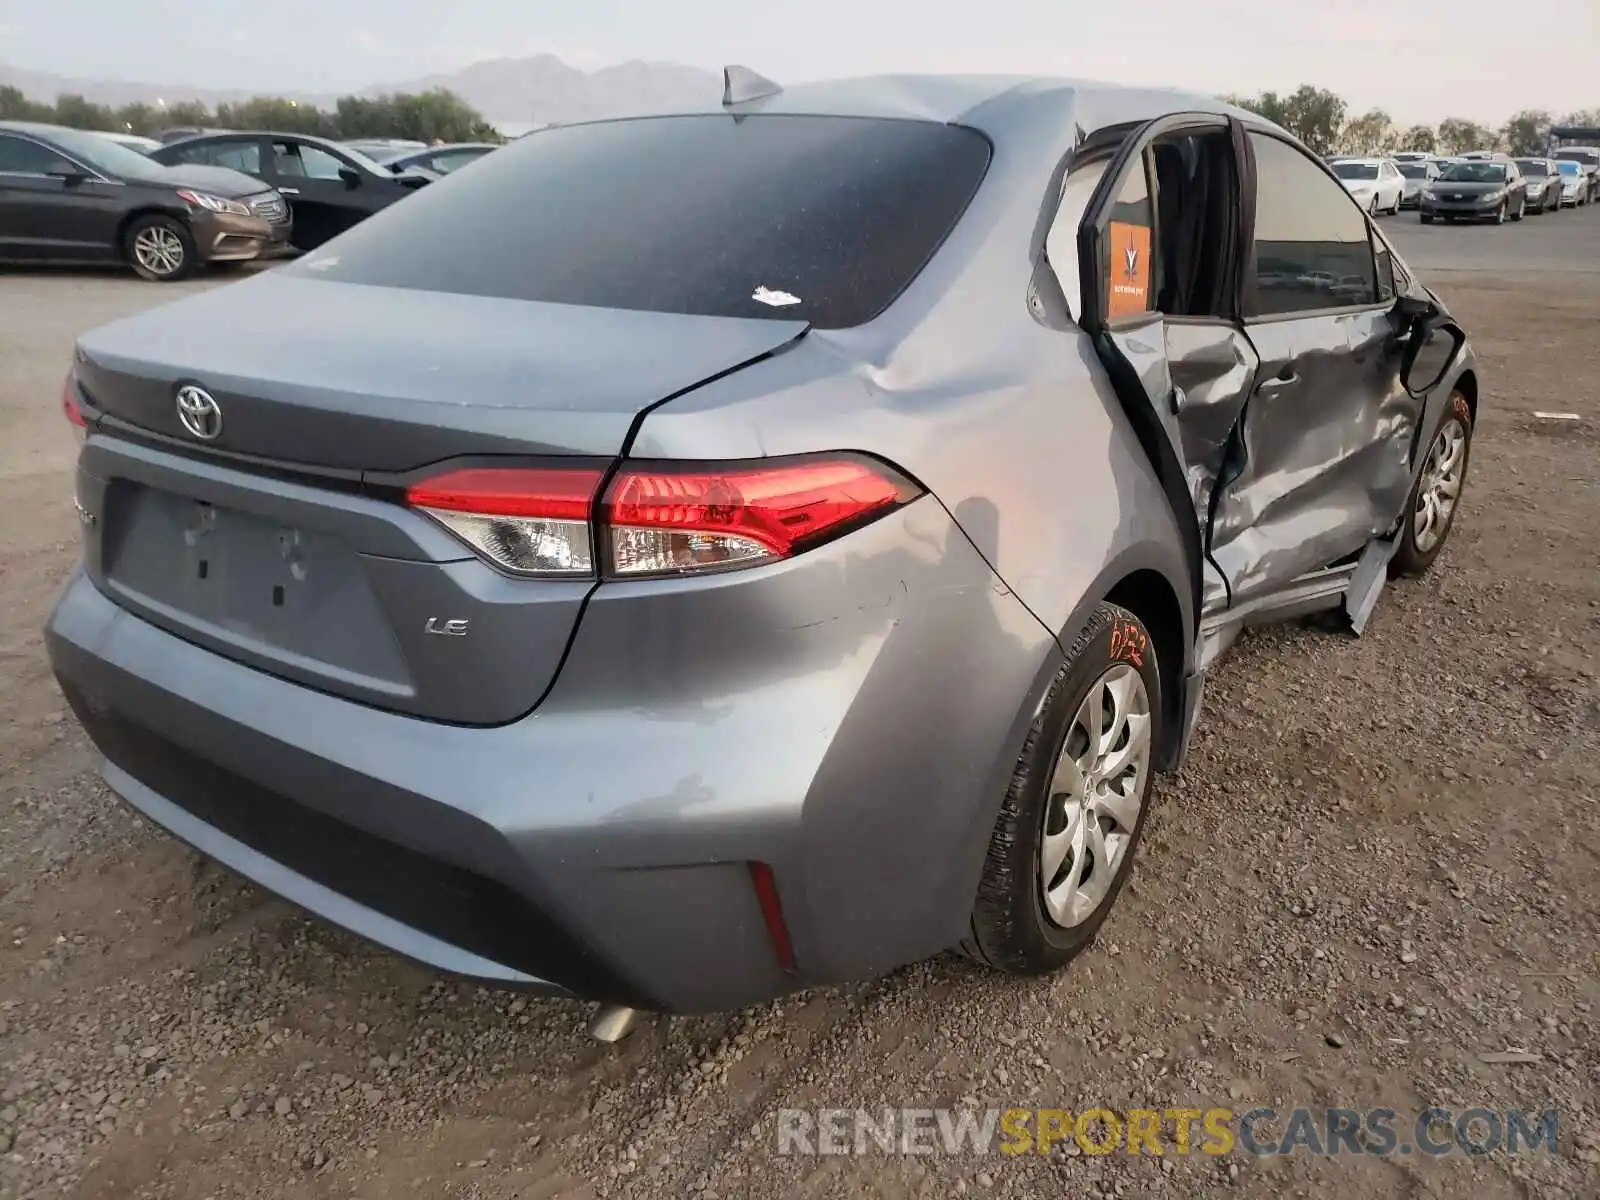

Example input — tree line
[0,86,502,144]
[4,77,1593,159]
[1219,85,1599,157]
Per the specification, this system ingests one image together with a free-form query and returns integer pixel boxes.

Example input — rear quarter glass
[282,115,993,330]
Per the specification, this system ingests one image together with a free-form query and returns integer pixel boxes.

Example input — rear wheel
[124,214,196,282]
[1391,394,1473,577]
[963,603,1162,974]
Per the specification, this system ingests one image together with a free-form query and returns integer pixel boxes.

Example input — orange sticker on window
[1106,221,1152,319]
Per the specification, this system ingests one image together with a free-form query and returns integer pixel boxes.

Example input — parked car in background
[0,119,289,280]
[150,131,431,250]
[1395,160,1438,209]
[1551,147,1600,202]
[1420,158,1526,224]
[46,73,1477,1019]
[156,126,222,144]
[1554,159,1590,206]
[1513,159,1563,213]
[370,142,499,176]
[343,138,429,160]
[1330,157,1404,214]
[95,131,162,154]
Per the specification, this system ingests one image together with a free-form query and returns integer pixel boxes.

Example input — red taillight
[403,455,918,579]
[406,466,605,577]
[604,457,916,576]
[62,374,87,431]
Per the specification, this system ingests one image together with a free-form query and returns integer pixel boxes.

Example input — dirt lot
[2,209,1598,1200]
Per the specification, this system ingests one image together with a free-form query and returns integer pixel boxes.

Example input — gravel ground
[2,209,1598,1200]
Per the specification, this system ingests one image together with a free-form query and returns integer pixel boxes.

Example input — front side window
[1248,133,1376,317]
[0,134,72,175]
[286,115,993,330]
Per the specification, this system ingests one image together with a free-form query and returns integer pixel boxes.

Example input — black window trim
[1240,128,1391,326]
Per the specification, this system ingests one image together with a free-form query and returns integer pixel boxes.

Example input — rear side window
[0,134,70,174]
[210,141,262,174]
[288,115,993,329]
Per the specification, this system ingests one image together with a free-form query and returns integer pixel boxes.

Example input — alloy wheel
[132,226,186,277]
[1413,416,1467,553]
[1039,664,1152,929]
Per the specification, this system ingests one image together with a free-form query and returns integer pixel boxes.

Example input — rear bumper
[45,496,1060,1014]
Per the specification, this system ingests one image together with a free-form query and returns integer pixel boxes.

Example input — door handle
[279,187,300,195]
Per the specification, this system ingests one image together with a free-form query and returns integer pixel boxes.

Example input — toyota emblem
[175,385,223,440]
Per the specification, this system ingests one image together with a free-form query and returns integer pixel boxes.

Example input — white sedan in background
[1555,160,1590,206]
[1330,157,1405,214]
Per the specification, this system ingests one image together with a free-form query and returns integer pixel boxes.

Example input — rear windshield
[288,114,993,329]
[1333,162,1379,180]
[1398,164,1429,179]
[1515,159,1548,175]
[1554,150,1598,166]
[1556,160,1580,175]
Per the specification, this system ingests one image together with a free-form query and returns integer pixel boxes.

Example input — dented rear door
[1076,113,1258,619]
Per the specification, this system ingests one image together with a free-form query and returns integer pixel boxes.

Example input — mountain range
[0,55,724,128]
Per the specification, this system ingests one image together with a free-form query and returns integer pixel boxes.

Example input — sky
[1,0,1595,126]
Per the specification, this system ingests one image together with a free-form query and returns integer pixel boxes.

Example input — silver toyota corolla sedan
[46,70,1479,1020]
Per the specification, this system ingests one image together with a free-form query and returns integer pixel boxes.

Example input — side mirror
[1399,311,1464,397]
[46,163,88,185]
[338,166,362,189]
[1393,293,1432,322]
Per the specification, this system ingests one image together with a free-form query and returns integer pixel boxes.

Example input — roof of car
[553,72,1268,141]
[0,119,75,138]
[164,129,354,151]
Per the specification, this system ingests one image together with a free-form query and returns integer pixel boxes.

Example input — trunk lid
[73,273,807,724]
[75,271,807,469]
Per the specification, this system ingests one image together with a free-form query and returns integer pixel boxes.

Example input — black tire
[963,602,1163,974]
[1491,202,1507,226]
[122,214,197,282]
[1391,392,1474,578]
